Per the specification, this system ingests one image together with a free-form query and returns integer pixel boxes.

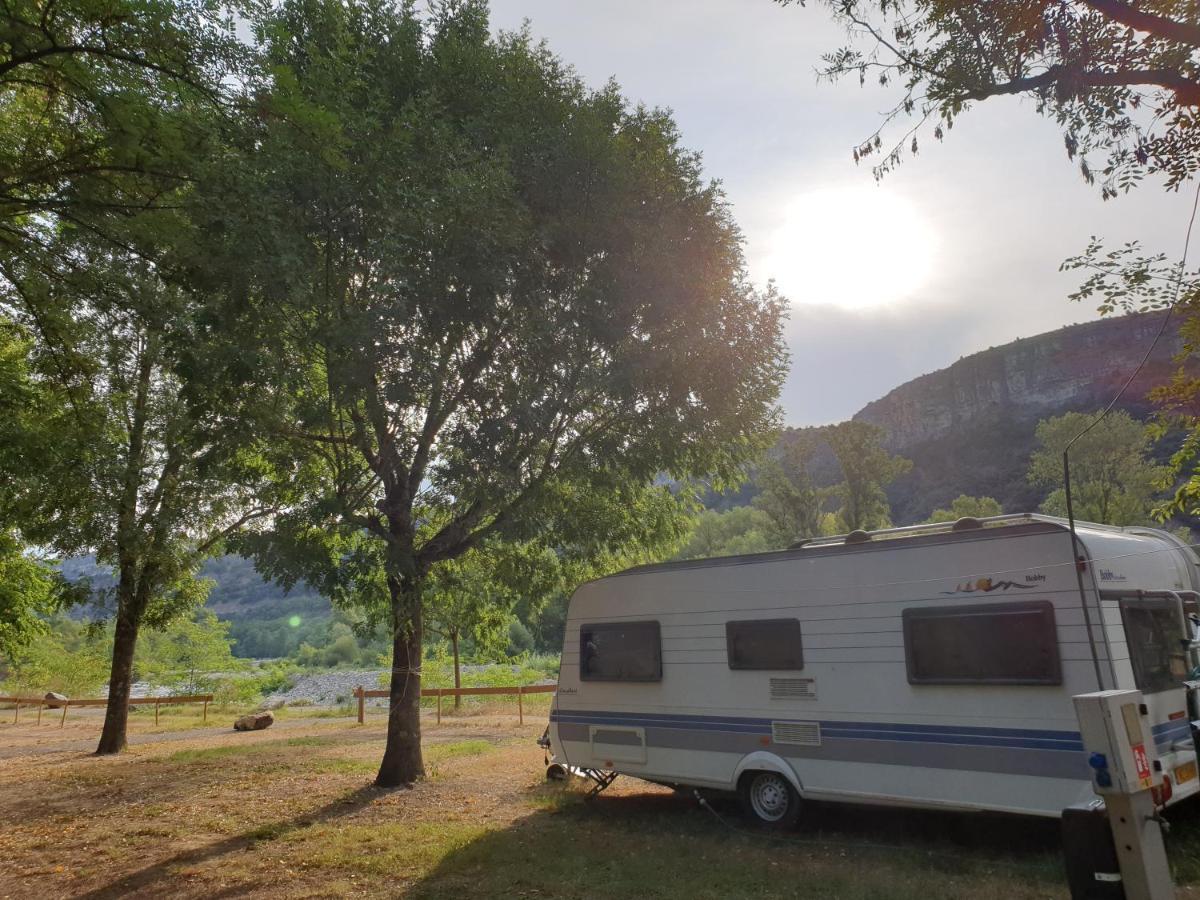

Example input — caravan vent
[770,677,816,700]
[771,721,821,747]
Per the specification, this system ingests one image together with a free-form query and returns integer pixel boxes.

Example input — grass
[289,822,492,877]
[400,792,1066,900]
[7,715,1200,899]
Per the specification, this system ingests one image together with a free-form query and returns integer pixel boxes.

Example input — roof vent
[845,530,871,544]
[952,517,983,532]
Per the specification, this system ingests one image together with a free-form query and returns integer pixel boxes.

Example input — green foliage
[1028,410,1168,525]
[204,0,783,728]
[0,532,60,657]
[506,620,534,657]
[135,609,244,693]
[752,432,829,547]
[825,421,912,532]
[2,618,111,696]
[792,1,1200,196]
[926,495,1003,524]
[676,506,775,559]
[1,0,245,266]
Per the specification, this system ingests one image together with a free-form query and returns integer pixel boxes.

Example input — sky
[487,0,1198,427]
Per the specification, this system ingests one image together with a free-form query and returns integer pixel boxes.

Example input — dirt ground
[0,708,1197,899]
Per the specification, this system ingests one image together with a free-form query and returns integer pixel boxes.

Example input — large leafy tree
[753,431,828,546]
[825,421,912,531]
[0,247,279,753]
[1028,409,1167,523]
[207,0,786,787]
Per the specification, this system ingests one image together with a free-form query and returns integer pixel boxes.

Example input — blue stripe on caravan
[551,709,1084,752]
[550,708,1081,740]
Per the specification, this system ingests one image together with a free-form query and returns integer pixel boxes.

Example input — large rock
[233,711,275,732]
[44,692,68,709]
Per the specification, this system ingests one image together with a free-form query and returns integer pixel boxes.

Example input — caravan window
[1119,599,1188,694]
[580,621,662,682]
[902,601,1062,685]
[726,619,804,670]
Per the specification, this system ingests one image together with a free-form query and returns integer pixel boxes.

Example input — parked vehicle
[545,514,1200,824]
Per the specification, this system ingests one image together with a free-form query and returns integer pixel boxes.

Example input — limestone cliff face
[854,313,1182,450]
[847,313,1188,523]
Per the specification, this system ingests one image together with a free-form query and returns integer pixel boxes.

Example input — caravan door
[1115,593,1200,803]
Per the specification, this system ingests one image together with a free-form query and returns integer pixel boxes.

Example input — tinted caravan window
[1120,599,1188,694]
[726,619,804,670]
[580,621,662,682]
[903,601,1061,685]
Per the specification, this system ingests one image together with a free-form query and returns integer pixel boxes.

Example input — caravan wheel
[738,771,801,830]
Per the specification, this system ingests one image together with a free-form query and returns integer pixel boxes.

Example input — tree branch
[962,65,1200,107]
[1082,0,1200,49]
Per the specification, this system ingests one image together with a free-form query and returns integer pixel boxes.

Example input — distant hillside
[853,312,1191,522]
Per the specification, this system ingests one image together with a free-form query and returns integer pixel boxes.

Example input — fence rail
[0,694,213,727]
[352,683,555,725]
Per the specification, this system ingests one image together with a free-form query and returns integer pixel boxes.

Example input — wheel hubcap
[750,773,789,822]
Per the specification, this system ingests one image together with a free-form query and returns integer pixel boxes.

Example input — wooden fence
[0,694,213,727]
[352,683,556,726]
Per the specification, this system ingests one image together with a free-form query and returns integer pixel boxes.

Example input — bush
[506,620,534,656]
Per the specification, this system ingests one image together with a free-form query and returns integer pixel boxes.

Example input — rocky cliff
[850,312,1189,523]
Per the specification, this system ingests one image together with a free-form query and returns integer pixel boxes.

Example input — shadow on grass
[405,783,1071,900]
[76,783,386,899]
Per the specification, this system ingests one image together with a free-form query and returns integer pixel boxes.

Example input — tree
[1028,409,1167,523]
[425,547,522,709]
[136,609,242,694]
[824,421,912,531]
[753,431,828,546]
[675,506,776,559]
[2,618,111,696]
[2,0,243,272]
[204,0,784,787]
[0,532,57,658]
[0,323,79,657]
[786,0,1200,195]
[0,251,278,754]
[926,494,1003,523]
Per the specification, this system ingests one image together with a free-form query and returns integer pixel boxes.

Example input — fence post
[518,686,524,725]
[36,702,42,726]
[61,701,69,728]
[356,687,364,725]
[154,700,160,726]
[436,689,442,725]
[13,700,18,724]
[203,698,208,724]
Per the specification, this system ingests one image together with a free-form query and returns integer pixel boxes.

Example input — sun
[759,185,939,311]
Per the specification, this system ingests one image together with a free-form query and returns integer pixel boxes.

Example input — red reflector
[1153,775,1173,807]
[1170,711,1187,721]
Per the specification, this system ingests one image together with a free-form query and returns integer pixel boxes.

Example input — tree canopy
[925,494,1003,523]
[205,0,785,786]
[1028,409,1167,523]
[825,421,912,531]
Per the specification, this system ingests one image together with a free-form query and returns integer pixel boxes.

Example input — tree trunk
[452,630,461,711]
[376,573,424,787]
[96,602,140,755]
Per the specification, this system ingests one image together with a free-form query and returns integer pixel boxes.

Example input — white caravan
[545,514,1200,824]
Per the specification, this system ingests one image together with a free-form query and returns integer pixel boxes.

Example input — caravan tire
[738,771,802,830]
